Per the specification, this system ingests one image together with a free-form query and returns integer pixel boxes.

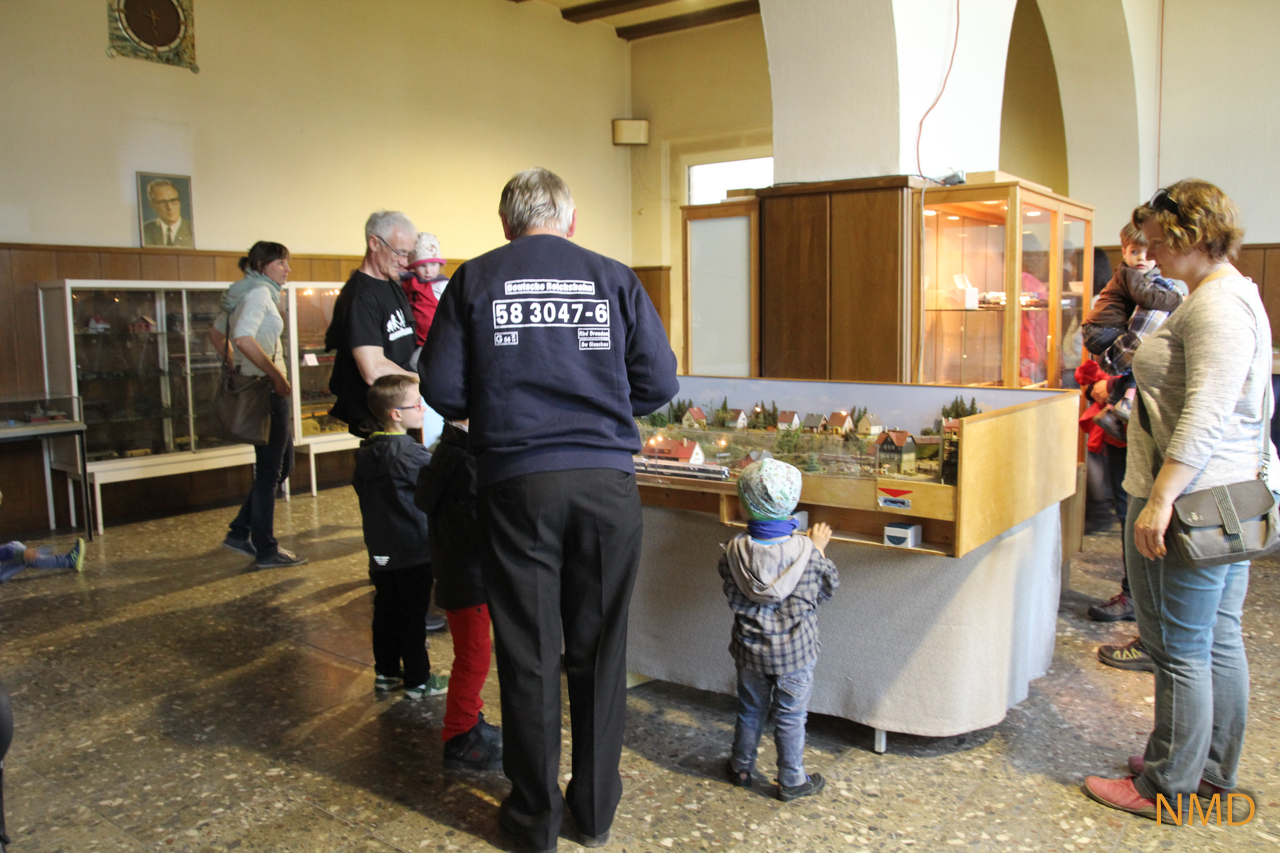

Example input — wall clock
[107,0,198,73]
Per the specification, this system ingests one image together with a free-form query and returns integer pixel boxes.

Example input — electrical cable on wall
[915,0,961,382]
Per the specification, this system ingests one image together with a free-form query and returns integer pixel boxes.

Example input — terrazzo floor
[1,489,1277,852]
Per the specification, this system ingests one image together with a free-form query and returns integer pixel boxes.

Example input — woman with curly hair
[1082,179,1268,820]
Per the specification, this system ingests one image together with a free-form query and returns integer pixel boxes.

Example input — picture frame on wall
[136,172,195,248]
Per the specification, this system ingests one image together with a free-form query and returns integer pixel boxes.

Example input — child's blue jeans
[0,542,73,583]
[730,660,815,787]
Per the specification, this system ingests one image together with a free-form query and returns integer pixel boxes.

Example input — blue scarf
[747,517,798,541]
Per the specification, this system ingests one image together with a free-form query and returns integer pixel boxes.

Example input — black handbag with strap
[211,310,272,447]
[1137,367,1280,569]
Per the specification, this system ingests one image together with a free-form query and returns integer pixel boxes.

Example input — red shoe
[1128,755,1257,802]
[1082,776,1157,820]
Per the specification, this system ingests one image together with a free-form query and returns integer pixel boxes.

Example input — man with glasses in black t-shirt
[326,211,422,437]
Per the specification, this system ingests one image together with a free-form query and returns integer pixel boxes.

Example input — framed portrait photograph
[137,172,195,248]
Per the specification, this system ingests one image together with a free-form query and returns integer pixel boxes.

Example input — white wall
[893,0,1017,178]
[1122,0,1162,204]
[1159,0,1280,242]
[1037,0,1144,241]
[761,0,900,182]
[762,0,1015,183]
[0,0,631,259]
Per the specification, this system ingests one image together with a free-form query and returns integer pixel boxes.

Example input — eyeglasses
[375,234,411,258]
[1148,188,1181,218]
[395,398,425,411]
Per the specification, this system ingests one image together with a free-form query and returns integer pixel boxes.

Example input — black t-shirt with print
[326,270,417,436]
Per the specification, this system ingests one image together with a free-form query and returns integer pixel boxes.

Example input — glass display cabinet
[754,173,1093,388]
[285,283,361,495]
[916,175,1094,388]
[38,279,358,531]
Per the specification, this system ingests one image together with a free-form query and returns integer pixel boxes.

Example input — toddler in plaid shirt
[719,459,838,802]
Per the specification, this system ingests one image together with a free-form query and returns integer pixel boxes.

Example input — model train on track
[632,456,731,481]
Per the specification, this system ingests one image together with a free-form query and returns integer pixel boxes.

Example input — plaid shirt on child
[718,541,839,675]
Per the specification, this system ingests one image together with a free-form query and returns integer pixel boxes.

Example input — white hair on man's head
[499,168,575,237]
[364,210,416,241]
[146,178,177,200]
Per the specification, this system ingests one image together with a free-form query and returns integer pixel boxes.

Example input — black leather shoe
[498,802,557,853]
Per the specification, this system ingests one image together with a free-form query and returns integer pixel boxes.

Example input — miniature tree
[647,411,669,428]
[940,395,980,421]
[707,398,730,429]
[773,425,801,455]
[804,452,821,473]
[849,406,867,430]
[667,398,692,424]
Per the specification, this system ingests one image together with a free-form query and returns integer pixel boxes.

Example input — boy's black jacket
[415,423,485,610]
[353,432,431,572]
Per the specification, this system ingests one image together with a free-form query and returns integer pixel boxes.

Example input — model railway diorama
[633,394,979,486]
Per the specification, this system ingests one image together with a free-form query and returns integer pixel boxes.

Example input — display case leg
[66,479,77,529]
[309,447,318,498]
[282,476,290,502]
[42,440,55,530]
[873,728,887,754]
[94,479,104,536]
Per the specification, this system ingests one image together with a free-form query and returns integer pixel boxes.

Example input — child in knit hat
[403,232,449,349]
[719,458,838,801]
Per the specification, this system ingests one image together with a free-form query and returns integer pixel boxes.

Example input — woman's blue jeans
[730,660,815,787]
[228,393,293,558]
[1125,496,1250,801]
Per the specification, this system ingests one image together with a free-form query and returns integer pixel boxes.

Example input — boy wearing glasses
[353,374,448,700]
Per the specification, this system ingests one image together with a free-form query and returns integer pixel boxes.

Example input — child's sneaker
[778,772,825,802]
[69,538,85,573]
[374,674,401,693]
[475,711,502,745]
[725,759,752,788]
[444,717,503,771]
[1114,396,1133,424]
[403,672,449,699]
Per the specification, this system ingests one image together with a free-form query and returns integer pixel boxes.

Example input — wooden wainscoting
[0,241,668,536]
[1100,242,1280,342]
[633,265,672,335]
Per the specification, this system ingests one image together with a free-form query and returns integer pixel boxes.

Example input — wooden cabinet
[756,174,1094,388]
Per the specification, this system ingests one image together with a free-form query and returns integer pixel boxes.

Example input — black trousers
[479,468,641,850]
[370,565,432,688]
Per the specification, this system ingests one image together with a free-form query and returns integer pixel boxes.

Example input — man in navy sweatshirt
[420,168,678,853]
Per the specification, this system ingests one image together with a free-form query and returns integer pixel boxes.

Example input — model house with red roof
[827,411,854,434]
[682,407,707,429]
[875,429,917,475]
[726,408,749,429]
[642,436,705,465]
[777,410,801,431]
